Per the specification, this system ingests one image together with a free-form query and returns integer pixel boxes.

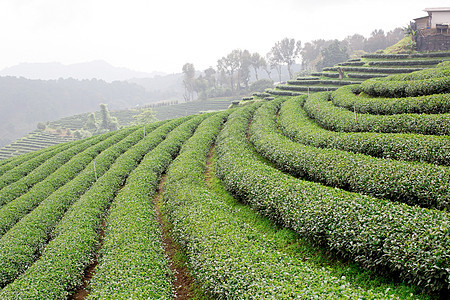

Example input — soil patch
[68,219,106,300]
[154,174,196,300]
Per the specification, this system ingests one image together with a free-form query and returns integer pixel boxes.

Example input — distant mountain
[0,76,153,147]
[0,60,165,82]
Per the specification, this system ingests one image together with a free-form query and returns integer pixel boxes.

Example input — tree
[37,122,46,130]
[344,34,366,54]
[217,50,240,93]
[250,52,266,81]
[365,29,388,53]
[204,67,216,88]
[300,39,332,71]
[270,38,302,79]
[84,112,98,133]
[266,50,283,83]
[317,40,349,70]
[132,108,157,125]
[99,103,119,132]
[182,63,196,101]
[238,50,252,89]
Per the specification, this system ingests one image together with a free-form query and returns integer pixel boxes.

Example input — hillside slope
[0,62,448,298]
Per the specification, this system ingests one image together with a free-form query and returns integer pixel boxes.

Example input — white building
[415,8,450,28]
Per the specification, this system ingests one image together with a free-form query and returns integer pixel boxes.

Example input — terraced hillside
[268,51,450,96]
[0,98,233,160]
[0,63,449,299]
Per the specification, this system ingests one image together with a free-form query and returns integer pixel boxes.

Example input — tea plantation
[0,62,448,299]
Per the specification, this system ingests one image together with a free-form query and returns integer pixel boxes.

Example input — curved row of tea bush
[362,52,450,59]
[331,85,450,115]
[347,73,389,79]
[360,75,450,98]
[0,141,71,175]
[0,120,175,288]
[323,66,424,73]
[216,103,450,293]
[0,142,73,192]
[0,115,206,299]
[367,60,442,66]
[303,92,450,135]
[0,133,112,207]
[278,96,450,166]
[86,119,194,299]
[286,79,360,86]
[369,63,450,81]
[251,99,450,210]
[163,107,400,299]
[276,85,338,92]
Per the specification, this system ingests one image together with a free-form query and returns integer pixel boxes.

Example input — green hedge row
[0,142,73,192]
[360,75,450,98]
[296,76,319,80]
[312,72,340,78]
[0,115,206,299]
[337,61,366,66]
[323,66,424,73]
[287,80,360,86]
[0,120,175,289]
[332,85,450,115]
[0,133,113,207]
[266,89,304,96]
[372,64,450,81]
[303,92,450,135]
[251,99,450,210]
[368,60,441,66]
[0,128,137,238]
[363,52,450,59]
[276,85,338,92]
[347,73,389,79]
[86,120,190,299]
[164,107,398,299]
[215,103,450,293]
[0,143,68,177]
[279,96,450,166]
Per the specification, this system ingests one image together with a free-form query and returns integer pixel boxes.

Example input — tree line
[182,27,404,101]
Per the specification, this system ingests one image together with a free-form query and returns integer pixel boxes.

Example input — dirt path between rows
[68,219,106,300]
[154,174,196,300]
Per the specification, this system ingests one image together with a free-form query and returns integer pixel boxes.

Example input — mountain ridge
[0,60,166,82]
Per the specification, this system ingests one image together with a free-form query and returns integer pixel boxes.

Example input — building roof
[414,16,429,21]
[424,7,450,12]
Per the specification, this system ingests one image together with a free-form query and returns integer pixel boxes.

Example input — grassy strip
[85,115,206,299]
[164,106,423,299]
[0,115,205,299]
[279,96,450,166]
[332,85,450,115]
[303,92,450,135]
[0,121,171,288]
[216,103,450,294]
[0,133,113,207]
[251,99,450,210]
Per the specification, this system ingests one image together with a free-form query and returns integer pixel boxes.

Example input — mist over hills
[0,60,165,82]
[0,76,154,147]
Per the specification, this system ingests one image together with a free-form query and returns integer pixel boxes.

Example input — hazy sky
[0,0,449,74]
